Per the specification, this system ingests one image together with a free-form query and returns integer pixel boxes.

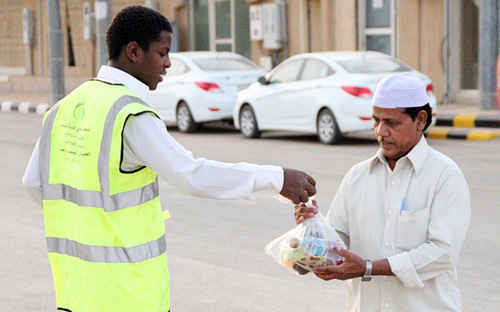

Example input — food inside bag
[265,210,347,275]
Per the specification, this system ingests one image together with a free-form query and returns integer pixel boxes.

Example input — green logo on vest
[73,103,84,121]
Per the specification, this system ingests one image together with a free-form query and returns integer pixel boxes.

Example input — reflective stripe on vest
[40,95,158,212]
[40,95,163,263]
[47,234,166,263]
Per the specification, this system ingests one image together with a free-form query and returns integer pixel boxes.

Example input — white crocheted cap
[372,72,429,109]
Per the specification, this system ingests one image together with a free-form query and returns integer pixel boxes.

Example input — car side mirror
[258,76,269,85]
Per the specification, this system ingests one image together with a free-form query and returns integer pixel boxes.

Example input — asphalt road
[1,112,499,311]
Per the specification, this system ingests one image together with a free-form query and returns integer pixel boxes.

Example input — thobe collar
[369,135,430,176]
[95,65,149,101]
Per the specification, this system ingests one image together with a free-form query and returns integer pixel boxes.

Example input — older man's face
[372,106,425,168]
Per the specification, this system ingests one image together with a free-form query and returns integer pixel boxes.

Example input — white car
[146,52,266,132]
[233,51,437,144]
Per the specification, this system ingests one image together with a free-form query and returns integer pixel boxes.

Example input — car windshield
[193,58,259,71]
[337,57,411,74]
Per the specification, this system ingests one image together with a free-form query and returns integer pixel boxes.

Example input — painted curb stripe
[426,128,449,139]
[426,128,500,141]
[475,116,500,128]
[436,114,500,128]
[1,101,49,114]
[453,115,476,127]
[435,114,454,126]
[446,129,468,139]
[467,130,498,141]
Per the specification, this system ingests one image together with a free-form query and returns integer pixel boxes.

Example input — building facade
[0,0,480,103]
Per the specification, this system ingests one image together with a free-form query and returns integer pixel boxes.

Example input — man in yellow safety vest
[22,5,316,312]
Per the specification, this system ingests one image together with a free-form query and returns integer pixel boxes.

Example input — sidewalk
[1,89,500,140]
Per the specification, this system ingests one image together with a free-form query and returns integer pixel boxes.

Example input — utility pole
[47,0,65,104]
[188,0,195,51]
[479,0,498,110]
[95,0,112,72]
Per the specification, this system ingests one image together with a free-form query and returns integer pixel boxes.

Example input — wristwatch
[362,259,372,282]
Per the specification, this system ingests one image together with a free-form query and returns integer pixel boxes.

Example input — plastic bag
[265,209,347,275]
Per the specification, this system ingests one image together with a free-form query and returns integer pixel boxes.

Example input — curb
[1,101,50,115]
[436,114,500,128]
[426,128,500,141]
[2,100,500,142]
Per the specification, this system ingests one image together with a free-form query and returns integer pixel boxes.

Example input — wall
[280,0,356,57]
[0,0,36,72]
[419,0,445,102]
[332,0,357,51]
[60,0,94,77]
[398,0,446,102]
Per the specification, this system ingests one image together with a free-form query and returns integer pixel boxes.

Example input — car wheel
[176,102,198,133]
[239,105,261,138]
[317,109,342,144]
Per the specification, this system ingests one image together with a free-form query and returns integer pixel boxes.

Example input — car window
[269,60,304,84]
[300,59,334,80]
[193,58,258,71]
[336,57,411,74]
[166,58,189,76]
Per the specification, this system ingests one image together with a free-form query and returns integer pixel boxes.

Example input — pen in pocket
[399,197,406,215]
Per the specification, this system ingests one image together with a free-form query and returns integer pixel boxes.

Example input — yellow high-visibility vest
[40,80,170,312]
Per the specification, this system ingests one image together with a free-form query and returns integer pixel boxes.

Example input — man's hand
[292,263,311,275]
[280,168,316,204]
[312,248,365,281]
[294,201,318,224]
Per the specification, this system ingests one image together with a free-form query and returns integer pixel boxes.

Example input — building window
[193,0,250,58]
[209,0,234,52]
[358,0,396,56]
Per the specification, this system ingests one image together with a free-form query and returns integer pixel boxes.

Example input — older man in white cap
[295,73,471,311]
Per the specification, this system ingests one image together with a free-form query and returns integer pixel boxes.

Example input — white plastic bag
[265,211,347,275]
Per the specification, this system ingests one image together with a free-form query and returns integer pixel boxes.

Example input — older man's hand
[294,200,318,224]
[280,168,316,204]
[312,248,365,281]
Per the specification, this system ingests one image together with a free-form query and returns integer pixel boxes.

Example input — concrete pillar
[47,0,65,104]
[95,0,112,71]
[478,0,498,109]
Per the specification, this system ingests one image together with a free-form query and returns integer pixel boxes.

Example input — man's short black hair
[403,103,432,132]
[106,6,172,61]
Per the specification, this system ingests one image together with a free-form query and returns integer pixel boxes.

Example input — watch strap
[362,259,372,282]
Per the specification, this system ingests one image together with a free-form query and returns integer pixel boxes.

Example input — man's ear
[416,110,427,132]
[125,42,142,63]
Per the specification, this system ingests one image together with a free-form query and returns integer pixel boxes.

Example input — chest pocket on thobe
[395,206,431,251]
